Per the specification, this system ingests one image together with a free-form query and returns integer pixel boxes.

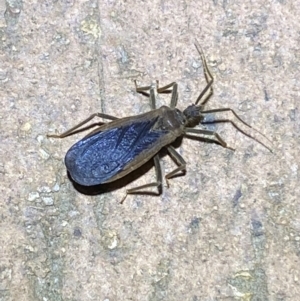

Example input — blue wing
[65,117,166,186]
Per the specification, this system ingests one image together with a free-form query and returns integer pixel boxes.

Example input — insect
[48,42,271,201]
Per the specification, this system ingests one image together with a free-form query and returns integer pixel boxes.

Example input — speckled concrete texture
[1,0,299,300]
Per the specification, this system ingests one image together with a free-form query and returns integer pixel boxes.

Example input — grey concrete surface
[0,0,299,300]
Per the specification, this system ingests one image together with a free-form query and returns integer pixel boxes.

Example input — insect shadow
[48,42,272,202]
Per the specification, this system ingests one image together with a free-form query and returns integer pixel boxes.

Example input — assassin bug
[48,42,271,201]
